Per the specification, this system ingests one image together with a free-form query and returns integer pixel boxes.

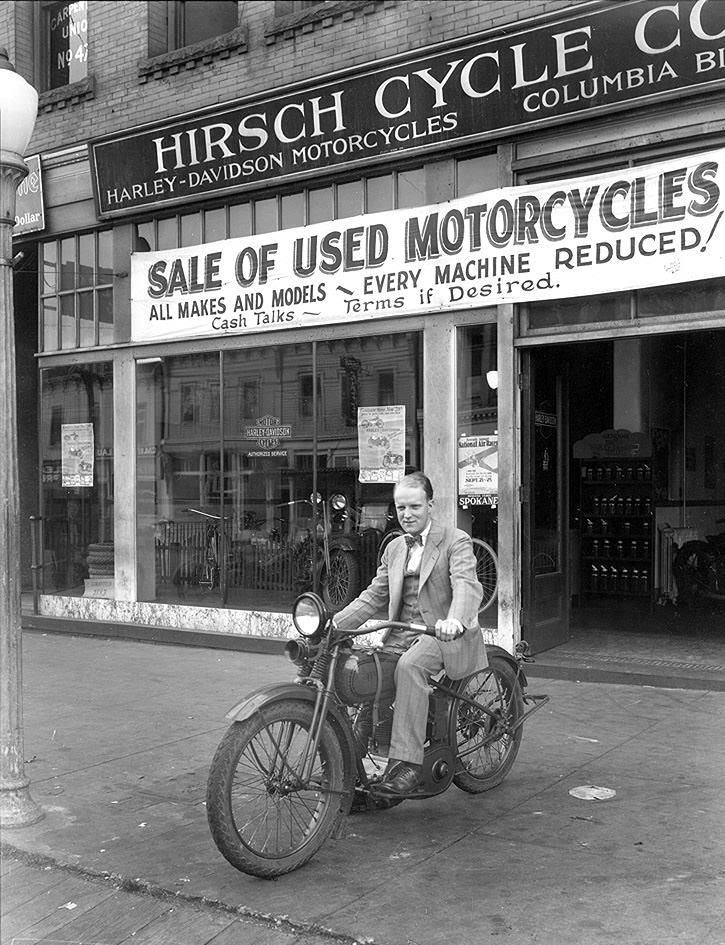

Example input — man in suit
[334,471,487,796]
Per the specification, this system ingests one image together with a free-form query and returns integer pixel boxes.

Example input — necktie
[404,534,422,549]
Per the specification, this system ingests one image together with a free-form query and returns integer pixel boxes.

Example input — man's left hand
[435,618,464,642]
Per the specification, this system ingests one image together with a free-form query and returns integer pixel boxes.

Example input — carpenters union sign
[90,0,725,217]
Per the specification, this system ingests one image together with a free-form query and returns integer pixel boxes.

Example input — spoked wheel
[471,538,498,618]
[206,700,347,878]
[377,529,403,566]
[322,549,360,611]
[451,656,524,793]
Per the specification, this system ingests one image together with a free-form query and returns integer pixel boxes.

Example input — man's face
[394,483,433,536]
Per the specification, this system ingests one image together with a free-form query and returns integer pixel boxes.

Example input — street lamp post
[0,48,42,827]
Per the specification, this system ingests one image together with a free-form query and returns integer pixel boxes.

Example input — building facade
[5,0,725,652]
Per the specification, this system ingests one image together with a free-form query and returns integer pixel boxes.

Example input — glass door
[521,348,571,652]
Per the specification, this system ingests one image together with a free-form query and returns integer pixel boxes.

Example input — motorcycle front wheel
[206,700,347,878]
[451,657,524,793]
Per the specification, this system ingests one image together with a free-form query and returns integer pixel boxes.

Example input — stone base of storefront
[36,594,295,641]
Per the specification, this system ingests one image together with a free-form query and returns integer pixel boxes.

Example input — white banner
[131,148,725,343]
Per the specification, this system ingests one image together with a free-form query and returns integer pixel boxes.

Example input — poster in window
[62,422,94,487]
[358,406,405,483]
[458,435,498,507]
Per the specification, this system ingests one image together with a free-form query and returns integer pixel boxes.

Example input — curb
[0,843,368,945]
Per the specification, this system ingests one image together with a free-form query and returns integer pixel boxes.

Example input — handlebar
[184,507,230,521]
[335,620,462,640]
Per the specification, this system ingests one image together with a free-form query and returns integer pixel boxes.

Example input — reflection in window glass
[157,217,178,250]
[337,180,363,218]
[43,297,58,350]
[43,0,88,91]
[42,242,58,294]
[456,154,498,198]
[98,289,114,345]
[456,324,498,595]
[229,203,252,237]
[204,208,227,243]
[181,212,202,247]
[397,168,425,208]
[525,293,629,331]
[254,197,278,234]
[136,222,155,252]
[135,333,423,613]
[97,230,113,284]
[39,362,114,595]
[78,234,94,288]
[60,238,75,290]
[79,292,94,347]
[281,192,305,229]
[367,174,394,212]
[309,186,333,224]
[61,295,76,348]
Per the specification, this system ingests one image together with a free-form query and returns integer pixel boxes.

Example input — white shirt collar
[419,521,432,545]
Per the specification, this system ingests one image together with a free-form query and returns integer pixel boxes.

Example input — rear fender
[485,644,528,688]
[224,682,358,794]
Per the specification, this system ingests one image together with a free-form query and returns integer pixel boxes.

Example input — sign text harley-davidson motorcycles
[92,1,725,216]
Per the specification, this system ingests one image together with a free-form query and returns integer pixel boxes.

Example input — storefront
[27,0,725,653]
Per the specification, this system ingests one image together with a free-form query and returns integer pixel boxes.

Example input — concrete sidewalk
[2,631,724,945]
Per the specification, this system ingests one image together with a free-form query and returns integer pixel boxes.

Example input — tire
[377,529,403,566]
[451,656,524,794]
[206,700,347,879]
[322,549,360,611]
[471,538,498,618]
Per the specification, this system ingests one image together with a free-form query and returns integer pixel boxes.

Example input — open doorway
[522,329,725,652]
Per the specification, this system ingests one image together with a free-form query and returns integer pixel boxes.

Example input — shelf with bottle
[586,563,650,595]
[584,494,653,517]
[579,460,652,484]
[582,537,651,559]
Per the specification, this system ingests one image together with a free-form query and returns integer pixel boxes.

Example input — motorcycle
[673,520,725,605]
[206,592,549,879]
[292,492,382,612]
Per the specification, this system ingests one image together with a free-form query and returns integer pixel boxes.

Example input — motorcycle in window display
[206,592,549,879]
[292,492,383,612]
[673,519,725,606]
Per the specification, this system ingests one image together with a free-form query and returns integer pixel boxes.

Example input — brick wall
[0,0,583,155]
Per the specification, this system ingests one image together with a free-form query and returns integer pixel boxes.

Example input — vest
[385,566,422,654]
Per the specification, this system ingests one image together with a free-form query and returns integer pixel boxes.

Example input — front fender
[225,681,314,722]
[224,681,358,794]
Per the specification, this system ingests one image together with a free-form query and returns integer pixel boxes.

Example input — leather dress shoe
[374,762,423,796]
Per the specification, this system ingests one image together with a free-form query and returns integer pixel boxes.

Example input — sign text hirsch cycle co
[93,1,725,216]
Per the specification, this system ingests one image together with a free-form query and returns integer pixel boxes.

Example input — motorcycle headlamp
[330,493,348,512]
[292,592,329,638]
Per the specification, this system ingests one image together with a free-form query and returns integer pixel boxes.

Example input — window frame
[35,0,89,93]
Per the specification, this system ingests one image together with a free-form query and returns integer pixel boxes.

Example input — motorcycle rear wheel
[451,657,524,793]
[206,700,347,878]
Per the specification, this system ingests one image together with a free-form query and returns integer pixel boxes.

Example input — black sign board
[90,0,725,217]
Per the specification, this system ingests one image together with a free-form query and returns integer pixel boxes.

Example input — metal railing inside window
[40,230,114,352]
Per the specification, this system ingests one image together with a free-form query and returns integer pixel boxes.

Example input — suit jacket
[334,521,487,679]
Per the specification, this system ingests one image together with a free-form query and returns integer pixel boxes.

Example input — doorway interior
[523,328,725,655]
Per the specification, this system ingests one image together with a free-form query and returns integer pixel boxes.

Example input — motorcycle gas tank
[334,649,399,706]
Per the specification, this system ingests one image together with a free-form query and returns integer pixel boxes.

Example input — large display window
[39,362,114,594]
[136,332,422,611]
[456,324,499,621]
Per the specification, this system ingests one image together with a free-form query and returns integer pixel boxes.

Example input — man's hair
[395,471,433,500]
